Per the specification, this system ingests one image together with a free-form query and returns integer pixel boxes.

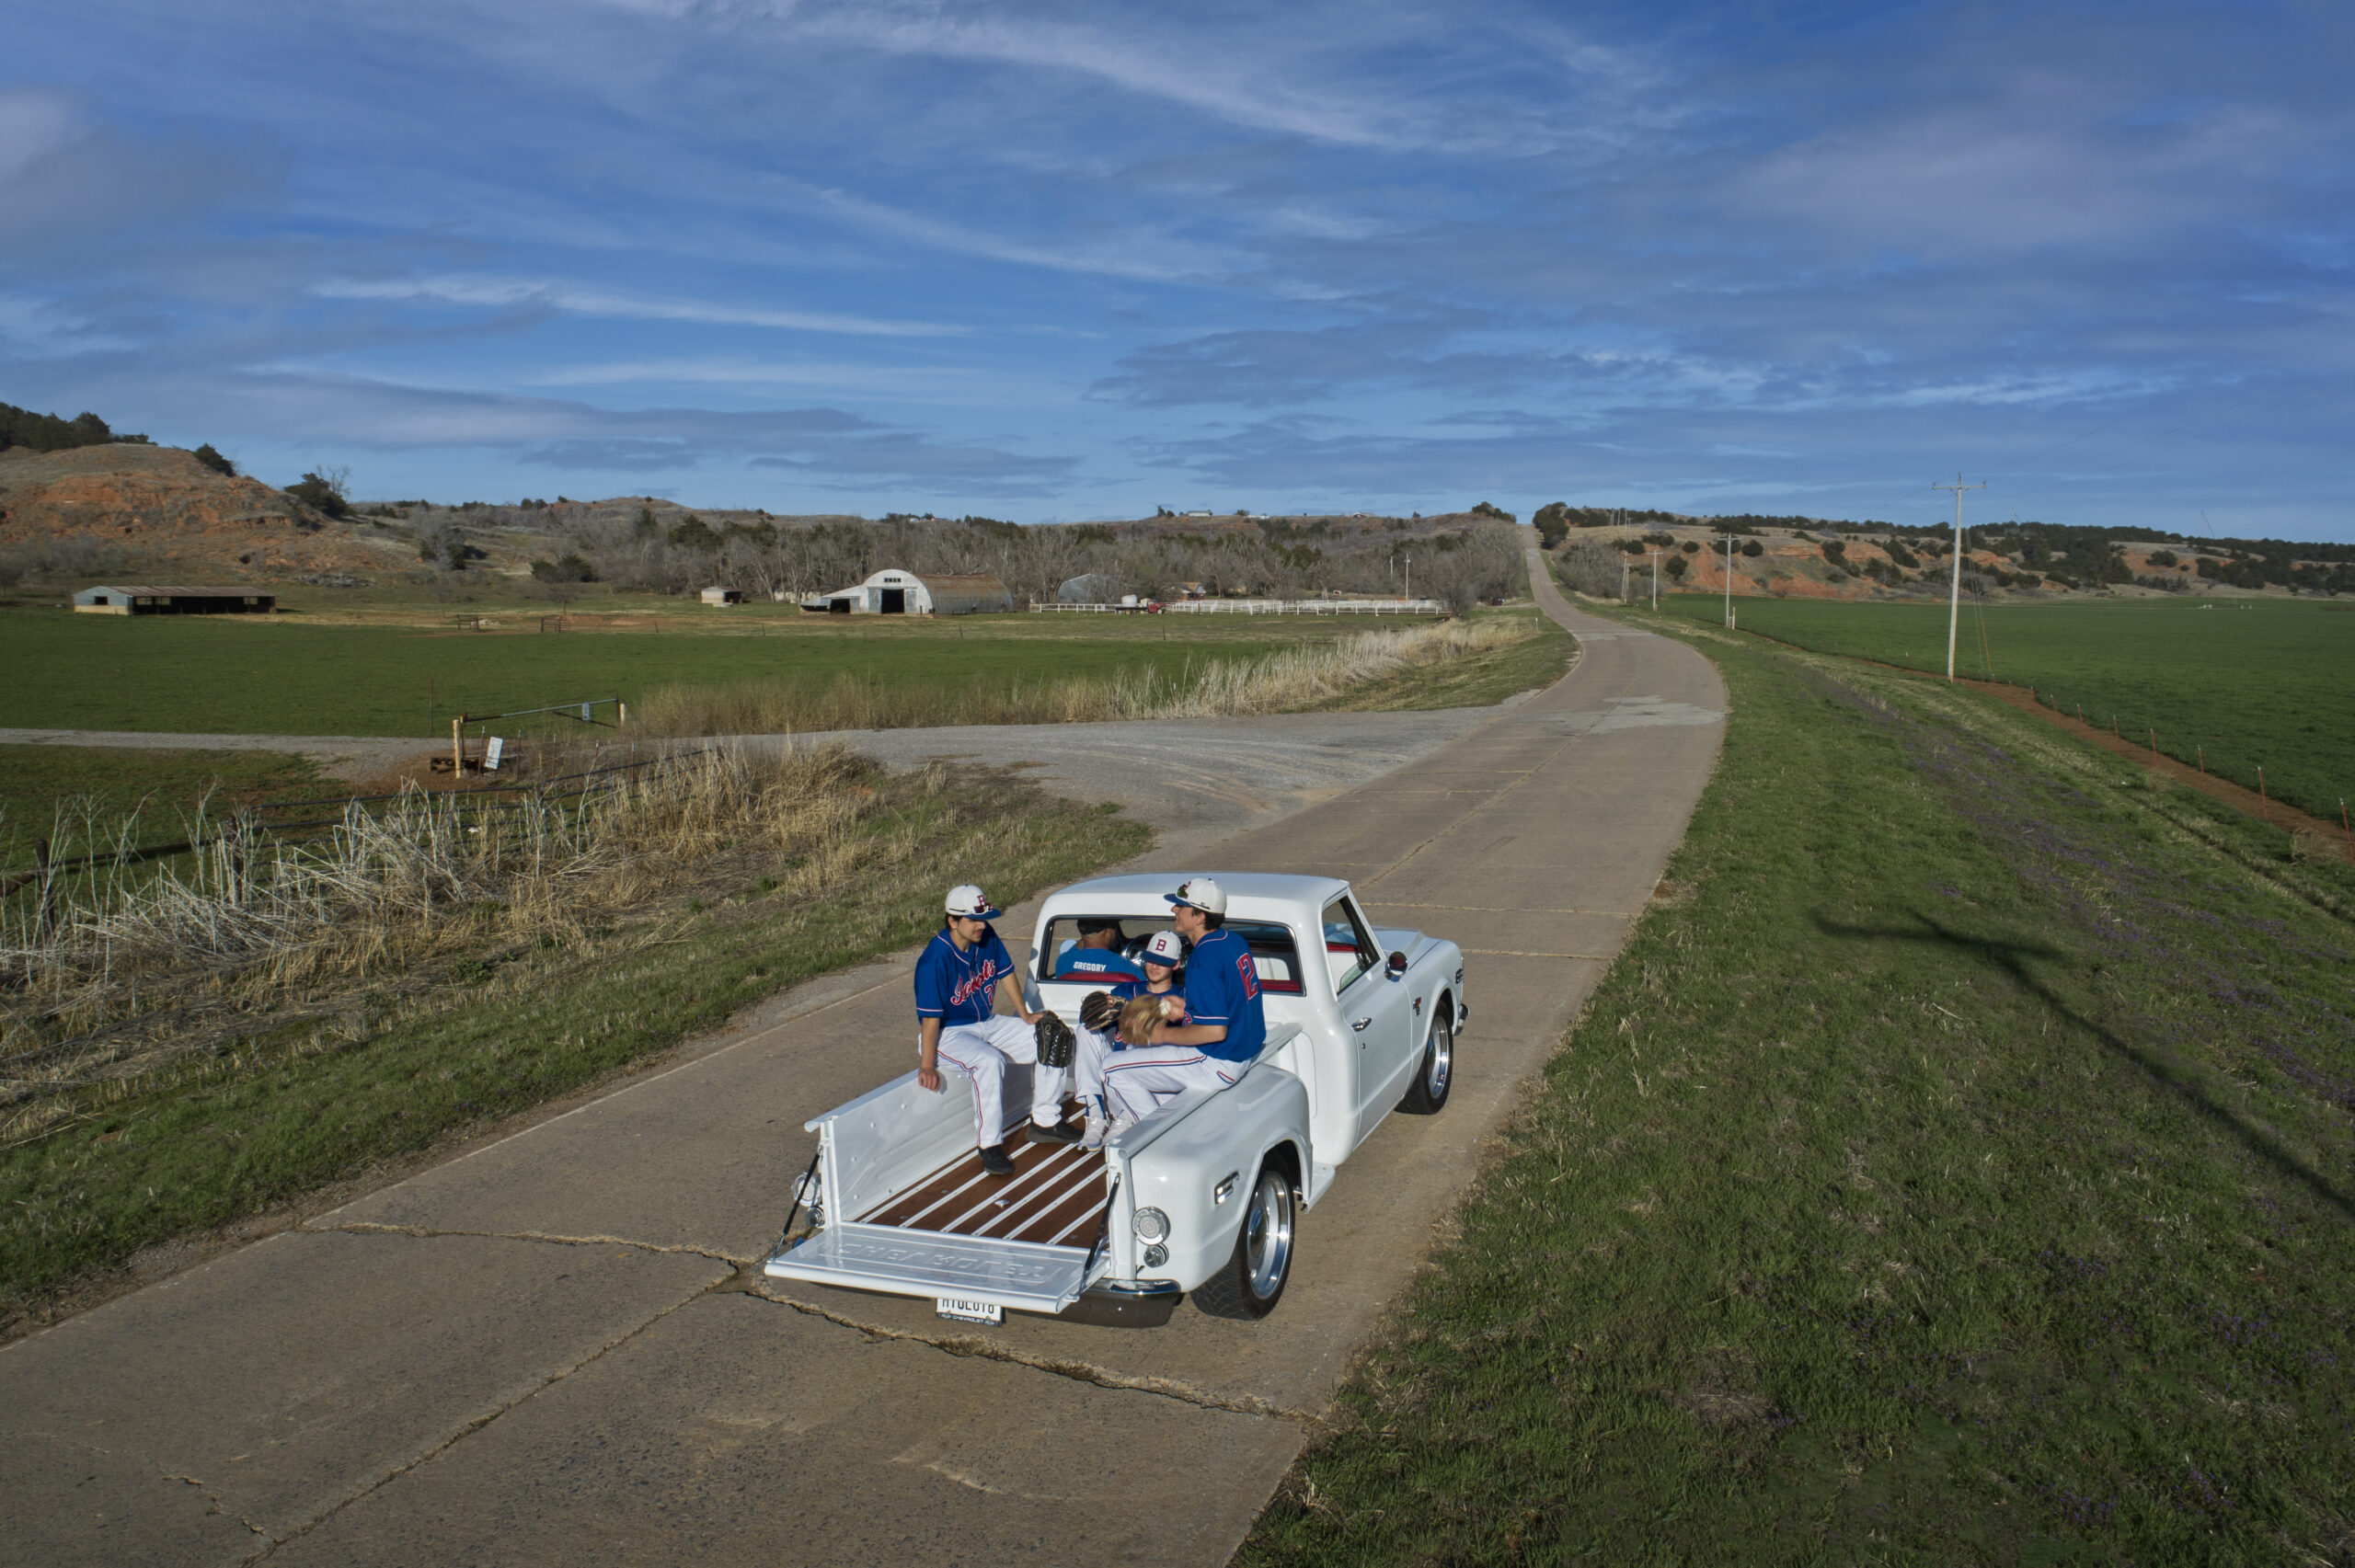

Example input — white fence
[1032,598,1446,616]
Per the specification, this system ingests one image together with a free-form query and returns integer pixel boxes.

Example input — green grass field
[0,607,1500,739]
[1246,619,2355,1565]
[1649,593,2355,824]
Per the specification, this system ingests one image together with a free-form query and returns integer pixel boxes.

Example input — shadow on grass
[1812,906,2355,1225]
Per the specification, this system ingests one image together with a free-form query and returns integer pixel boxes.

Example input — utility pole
[1620,556,1628,601]
[1933,474,1987,681]
[1721,531,1739,628]
[1405,552,1412,601]
[1649,549,1660,610]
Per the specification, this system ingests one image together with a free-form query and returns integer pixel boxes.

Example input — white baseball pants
[1099,1046,1242,1124]
[930,1014,1066,1149]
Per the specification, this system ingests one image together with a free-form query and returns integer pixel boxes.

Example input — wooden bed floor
[857,1118,1109,1248]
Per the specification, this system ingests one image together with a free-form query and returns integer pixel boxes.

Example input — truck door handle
[1352,1016,1373,1032]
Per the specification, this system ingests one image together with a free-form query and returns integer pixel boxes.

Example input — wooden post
[2148,727,2159,763]
[2342,798,2352,860]
[2112,714,2120,738]
[454,716,465,777]
[2257,767,2269,824]
[2198,745,2205,775]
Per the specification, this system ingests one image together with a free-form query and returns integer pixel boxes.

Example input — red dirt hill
[0,444,412,581]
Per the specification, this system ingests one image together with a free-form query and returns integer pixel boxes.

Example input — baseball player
[1054,918,1146,985]
[915,884,1074,1175]
[1070,928,1187,1147]
[1098,877,1266,1127]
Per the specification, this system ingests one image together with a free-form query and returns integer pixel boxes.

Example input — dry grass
[630,615,1537,735]
[0,745,877,1141]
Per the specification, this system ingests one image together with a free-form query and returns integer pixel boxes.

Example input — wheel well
[1434,989,1453,1034]
[1261,1139,1304,1196]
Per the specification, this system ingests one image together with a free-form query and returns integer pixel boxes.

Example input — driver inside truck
[1054,917,1145,985]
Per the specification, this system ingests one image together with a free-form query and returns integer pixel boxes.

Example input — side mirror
[1386,951,1408,979]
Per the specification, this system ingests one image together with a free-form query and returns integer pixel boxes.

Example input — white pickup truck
[762,872,1465,1323]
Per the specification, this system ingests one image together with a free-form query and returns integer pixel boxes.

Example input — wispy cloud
[310,275,963,337]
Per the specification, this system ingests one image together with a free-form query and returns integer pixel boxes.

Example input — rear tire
[1192,1162,1295,1320]
[1397,1006,1454,1116]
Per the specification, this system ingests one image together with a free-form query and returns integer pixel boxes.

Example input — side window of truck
[1321,898,1380,993]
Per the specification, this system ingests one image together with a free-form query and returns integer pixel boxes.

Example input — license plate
[936,1297,1003,1325]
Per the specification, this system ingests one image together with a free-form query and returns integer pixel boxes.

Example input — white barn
[808,568,1011,616]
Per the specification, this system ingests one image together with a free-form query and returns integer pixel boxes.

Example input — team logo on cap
[1165,876,1227,914]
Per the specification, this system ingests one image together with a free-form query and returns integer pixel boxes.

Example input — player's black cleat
[979,1145,1017,1176]
[1028,1117,1083,1146]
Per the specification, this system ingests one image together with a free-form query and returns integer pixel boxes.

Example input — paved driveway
[0,556,1724,1566]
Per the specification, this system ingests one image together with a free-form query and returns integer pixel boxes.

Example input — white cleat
[1080,1117,1109,1150]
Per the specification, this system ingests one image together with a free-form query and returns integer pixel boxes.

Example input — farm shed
[698,586,746,605]
[810,569,1012,615]
[1058,572,1122,603]
[74,585,276,616]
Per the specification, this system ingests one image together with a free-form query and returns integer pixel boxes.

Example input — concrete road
[0,555,1724,1567]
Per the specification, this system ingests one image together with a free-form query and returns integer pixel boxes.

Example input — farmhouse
[73,585,276,616]
[805,568,1011,615]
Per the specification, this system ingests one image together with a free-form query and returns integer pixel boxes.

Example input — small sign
[484,736,505,772]
[936,1297,1003,1325]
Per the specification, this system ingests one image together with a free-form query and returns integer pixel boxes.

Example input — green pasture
[1246,618,2355,1565]
[1651,593,2355,822]
[0,607,1455,739]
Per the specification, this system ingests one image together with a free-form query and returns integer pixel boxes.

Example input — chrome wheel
[1244,1169,1294,1302]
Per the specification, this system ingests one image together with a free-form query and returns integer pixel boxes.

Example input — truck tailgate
[764,1223,1098,1315]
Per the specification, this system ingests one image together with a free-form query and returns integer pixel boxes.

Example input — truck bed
[856,1131,1109,1248]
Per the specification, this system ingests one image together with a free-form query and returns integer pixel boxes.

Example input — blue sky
[4,1,2349,539]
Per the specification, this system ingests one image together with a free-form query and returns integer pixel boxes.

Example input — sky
[3,0,2349,540]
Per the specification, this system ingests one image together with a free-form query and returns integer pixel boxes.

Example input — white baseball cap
[1165,876,1226,915]
[1142,930,1186,965]
[944,884,1001,919]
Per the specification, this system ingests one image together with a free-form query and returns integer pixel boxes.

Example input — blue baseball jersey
[1056,948,1146,984]
[914,927,1014,1027]
[1181,926,1265,1063]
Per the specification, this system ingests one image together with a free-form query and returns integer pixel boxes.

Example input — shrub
[530,554,598,583]
[1664,555,1689,580]
[1740,539,1763,557]
[285,470,350,519]
[191,443,236,476]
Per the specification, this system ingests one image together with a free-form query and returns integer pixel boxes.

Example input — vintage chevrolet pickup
[762,872,1465,1324]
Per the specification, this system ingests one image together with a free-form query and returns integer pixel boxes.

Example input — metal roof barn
[811,569,1011,615]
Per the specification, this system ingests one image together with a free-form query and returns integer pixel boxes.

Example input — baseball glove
[1078,990,1122,1034]
[1033,1010,1076,1069]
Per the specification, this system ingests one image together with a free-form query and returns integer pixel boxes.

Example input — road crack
[746,1283,1326,1427]
[303,1219,752,1267]
[236,1242,738,1562]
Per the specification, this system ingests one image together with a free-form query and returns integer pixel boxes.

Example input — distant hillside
[1544,510,2355,602]
[0,444,414,584]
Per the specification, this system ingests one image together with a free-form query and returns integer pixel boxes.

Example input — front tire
[1193,1162,1295,1320]
[1397,1005,1453,1115]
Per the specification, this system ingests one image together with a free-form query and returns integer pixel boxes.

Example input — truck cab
[763,873,1465,1323]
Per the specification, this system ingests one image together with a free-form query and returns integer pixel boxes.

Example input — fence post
[2148,727,2159,764]
[454,716,465,777]
[2257,767,2269,824]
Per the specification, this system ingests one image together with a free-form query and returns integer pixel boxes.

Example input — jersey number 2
[1235,953,1259,1000]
